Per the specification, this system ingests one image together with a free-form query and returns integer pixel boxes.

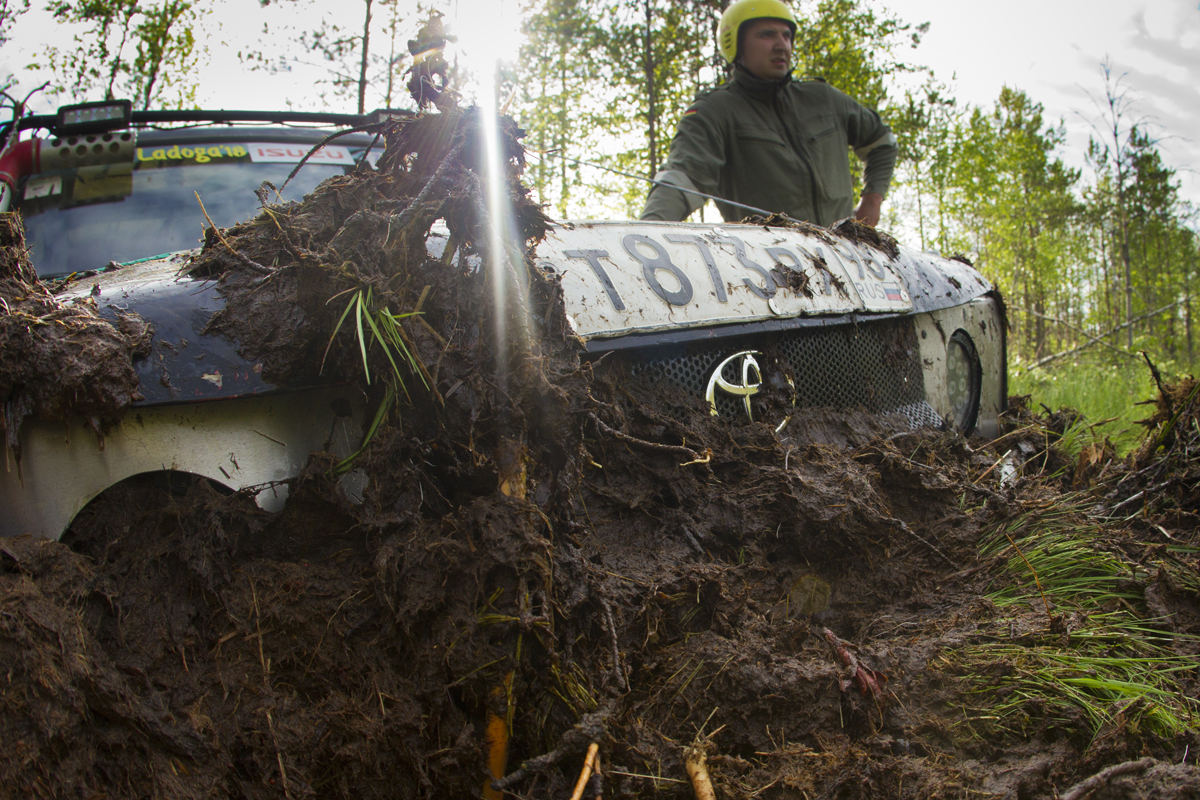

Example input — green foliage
[792,0,926,109]
[1010,358,1158,457]
[33,0,203,108]
[595,0,717,216]
[326,286,426,473]
[516,0,606,217]
[0,0,30,49]
[951,506,1200,741]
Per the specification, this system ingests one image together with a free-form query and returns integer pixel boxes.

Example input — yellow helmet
[718,0,797,63]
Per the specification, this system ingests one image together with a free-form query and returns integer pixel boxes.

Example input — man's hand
[853,192,884,227]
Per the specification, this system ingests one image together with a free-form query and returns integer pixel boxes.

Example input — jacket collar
[730,65,792,101]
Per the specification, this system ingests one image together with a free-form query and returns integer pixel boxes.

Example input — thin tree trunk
[357,0,373,115]
[643,0,658,177]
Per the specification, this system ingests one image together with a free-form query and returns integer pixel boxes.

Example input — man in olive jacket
[640,0,897,227]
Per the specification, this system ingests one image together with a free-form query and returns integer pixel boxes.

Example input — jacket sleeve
[640,102,727,221]
[835,88,898,199]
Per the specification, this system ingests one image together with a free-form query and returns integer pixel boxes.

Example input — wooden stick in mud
[684,746,717,800]
[568,742,600,800]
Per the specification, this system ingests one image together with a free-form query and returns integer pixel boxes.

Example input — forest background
[1,0,1197,448]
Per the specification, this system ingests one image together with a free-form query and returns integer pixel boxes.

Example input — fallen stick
[265,711,293,800]
[588,412,708,466]
[1059,757,1156,800]
[568,743,599,800]
[684,745,717,800]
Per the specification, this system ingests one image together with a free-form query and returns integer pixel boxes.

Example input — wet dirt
[0,214,151,454]
[2,110,1199,800]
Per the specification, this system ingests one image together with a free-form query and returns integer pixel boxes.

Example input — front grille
[629,317,942,429]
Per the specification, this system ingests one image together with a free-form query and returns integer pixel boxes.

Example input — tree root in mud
[493,709,610,792]
[1060,757,1157,800]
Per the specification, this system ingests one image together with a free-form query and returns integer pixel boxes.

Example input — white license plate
[535,221,913,340]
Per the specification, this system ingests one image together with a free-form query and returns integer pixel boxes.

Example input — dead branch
[1141,351,1171,417]
[892,519,954,568]
[1108,478,1174,516]
[393,140,464,233]
[1059,757,1156,800]
[599,597,627,691]
[279,121,380,193]
[591,752,603,800]
[1026,299,1184,369]
[1013,304,1139,362]
[265,711,293,800]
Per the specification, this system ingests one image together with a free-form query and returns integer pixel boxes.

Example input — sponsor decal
[137,144,249,163]
[247,143,354,165]
[24,176,63,198]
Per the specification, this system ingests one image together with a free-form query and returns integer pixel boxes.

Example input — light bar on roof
[55,100,133,136]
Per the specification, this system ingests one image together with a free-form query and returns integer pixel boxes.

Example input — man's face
[738,18,794,81]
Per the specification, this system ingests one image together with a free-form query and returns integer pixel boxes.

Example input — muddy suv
[1,101,385,538]
[1,101,1006,540]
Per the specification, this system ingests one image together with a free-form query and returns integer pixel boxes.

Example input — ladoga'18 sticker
[137,144,249,163]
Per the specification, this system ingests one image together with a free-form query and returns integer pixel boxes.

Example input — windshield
[17,139,367,277]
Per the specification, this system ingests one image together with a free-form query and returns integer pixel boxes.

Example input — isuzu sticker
[247,143,355,165]
[535,221,913,340]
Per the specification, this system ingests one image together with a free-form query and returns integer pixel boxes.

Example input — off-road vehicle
[0,100,1006,539]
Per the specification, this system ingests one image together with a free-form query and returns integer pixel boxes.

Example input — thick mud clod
[2,110,1198,799]
[0,214,151,453]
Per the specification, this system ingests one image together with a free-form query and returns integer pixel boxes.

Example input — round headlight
[946,330,981,433]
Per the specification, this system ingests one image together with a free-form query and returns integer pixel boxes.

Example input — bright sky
[2,0,1198,208]
[893,0,1200,208]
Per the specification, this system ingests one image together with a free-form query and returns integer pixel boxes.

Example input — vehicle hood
[54,253,281,406]
[62,220,993,406]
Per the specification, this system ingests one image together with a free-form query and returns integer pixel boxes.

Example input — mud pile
[2,110,1198,800]
[0,214,151,453]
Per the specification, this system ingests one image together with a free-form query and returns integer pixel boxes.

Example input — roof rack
[4,103,410,139]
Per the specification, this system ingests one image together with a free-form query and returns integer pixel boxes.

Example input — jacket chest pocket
[734,125,787,148]
[807,123,838,143]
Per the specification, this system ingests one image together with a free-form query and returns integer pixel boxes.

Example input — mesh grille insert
[628,318,942,429]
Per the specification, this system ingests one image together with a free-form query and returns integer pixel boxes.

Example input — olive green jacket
[640,68,897,226]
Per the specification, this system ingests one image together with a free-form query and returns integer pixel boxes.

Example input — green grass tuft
[949,499,1199,741]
